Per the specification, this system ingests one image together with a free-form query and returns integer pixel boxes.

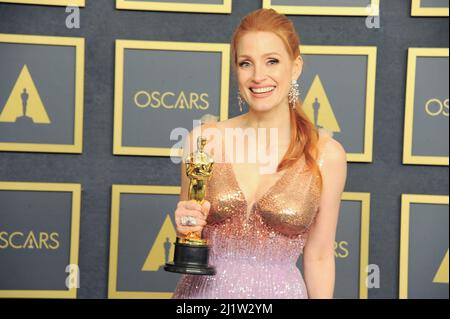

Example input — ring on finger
[181,215,197,227]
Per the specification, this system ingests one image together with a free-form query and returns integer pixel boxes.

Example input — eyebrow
[238,52,281,59]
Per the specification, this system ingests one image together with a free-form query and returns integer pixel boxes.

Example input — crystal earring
[237,91,245,112]
[288,79,300,109]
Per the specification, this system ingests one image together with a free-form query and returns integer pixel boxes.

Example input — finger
[176,209,206,220]
[177,226,204,235]
[201,200,211,217]
[183,201,203,211]
[176,216,207,228]
[181,209,207,220]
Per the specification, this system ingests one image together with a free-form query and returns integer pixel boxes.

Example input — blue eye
[238,59,279,68]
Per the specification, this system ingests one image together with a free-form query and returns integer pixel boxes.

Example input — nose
[252,63,267,83]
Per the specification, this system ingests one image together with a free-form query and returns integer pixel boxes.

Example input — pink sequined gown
[173,131,328,299]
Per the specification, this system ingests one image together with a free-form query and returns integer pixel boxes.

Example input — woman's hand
[174,200,211,237]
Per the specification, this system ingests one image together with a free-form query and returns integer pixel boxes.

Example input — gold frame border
[0,181,81,299]
[263,0,379,16]
[301,45,377,163]
[0,33,85,154]
[411,0,449,17]
[0,0,85,7]
[116,0,231,14]
[108,184,180,299]
[403,48,449,166]
[399,194,449,299]
[113,40,230,157]
[342,192,371,299]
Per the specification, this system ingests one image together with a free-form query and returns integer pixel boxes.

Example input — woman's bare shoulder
[317,128,346,166]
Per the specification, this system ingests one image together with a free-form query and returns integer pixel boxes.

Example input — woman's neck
[241,100,292,145]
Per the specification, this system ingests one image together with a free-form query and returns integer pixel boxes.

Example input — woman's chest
[205,162,321,236]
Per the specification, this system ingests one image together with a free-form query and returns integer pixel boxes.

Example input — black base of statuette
[164,262,216,275]
[164,239,216,276]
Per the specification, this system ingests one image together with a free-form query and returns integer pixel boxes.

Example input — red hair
[231,8,322,188]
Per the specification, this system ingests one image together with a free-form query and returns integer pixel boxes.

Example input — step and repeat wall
[0,0,448,299]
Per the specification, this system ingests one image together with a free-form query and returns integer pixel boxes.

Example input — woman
[172,8,347,299]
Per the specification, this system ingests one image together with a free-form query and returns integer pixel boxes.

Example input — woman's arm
[302,137,347,299]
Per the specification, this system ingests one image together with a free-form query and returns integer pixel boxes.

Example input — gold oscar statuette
[164,136,216,275]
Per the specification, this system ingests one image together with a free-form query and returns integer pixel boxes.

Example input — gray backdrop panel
[0,43,75,144]
[407,203,448,299]
[0,190,72,290]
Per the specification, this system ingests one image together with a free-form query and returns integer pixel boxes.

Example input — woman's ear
[292,55,303,80]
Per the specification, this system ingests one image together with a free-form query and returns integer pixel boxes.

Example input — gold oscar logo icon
[0,64,51,124]
[303,74,341,133]
[141,214,177,272]
[433,249,449,284]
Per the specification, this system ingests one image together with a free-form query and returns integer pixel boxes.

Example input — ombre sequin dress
[173,130,330,299]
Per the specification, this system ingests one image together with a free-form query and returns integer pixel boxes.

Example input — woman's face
[236,31,302,113]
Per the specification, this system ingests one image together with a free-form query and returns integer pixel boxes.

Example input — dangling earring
[237,91,245,112]
[288,79,300,109]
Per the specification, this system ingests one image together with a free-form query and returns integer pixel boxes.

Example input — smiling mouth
[249,86,276,94]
